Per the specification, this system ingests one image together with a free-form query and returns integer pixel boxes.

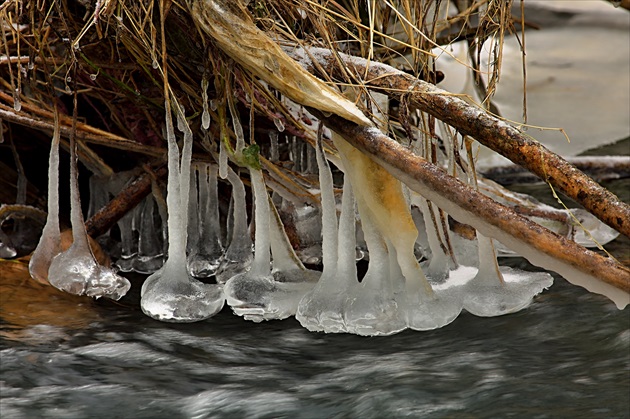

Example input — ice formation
[187,163,224,278]
[296,140,358,333]
[215,167,253,283]
[29,114,62,285]
[44,128,130,299]
[224,167,320,322]
[140,99,224,322]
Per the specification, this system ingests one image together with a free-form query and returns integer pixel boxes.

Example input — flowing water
[1,269,629,418]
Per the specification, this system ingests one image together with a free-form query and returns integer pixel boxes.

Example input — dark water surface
[1,271,629,418]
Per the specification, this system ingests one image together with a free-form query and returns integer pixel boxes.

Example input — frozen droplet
[152,59,159,69]
[210,99,218,111]
[13,93,21,112]
[89,73,97,81]
[66,76,72,82]
[201,76,211,130]
[273,117,285,132]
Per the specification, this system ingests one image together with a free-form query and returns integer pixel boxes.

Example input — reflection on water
[1,260,629,418]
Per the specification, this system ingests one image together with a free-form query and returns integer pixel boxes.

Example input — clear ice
[46,125,130,300]
[187,163,224,278]
[462,234,553,317]
[140,98,224,322]
[224,168,319,322]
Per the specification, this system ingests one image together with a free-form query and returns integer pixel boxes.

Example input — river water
[1,267,629,418]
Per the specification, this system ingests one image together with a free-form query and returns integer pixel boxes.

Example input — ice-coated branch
[313,110,630,309]
[286,46,630,238]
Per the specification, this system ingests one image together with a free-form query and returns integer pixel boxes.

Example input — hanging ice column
[140,99,224,322]
[296,135,358,333]
[224,164,320,322]
[29,111,62,285]
[43,119,130,299]
[215,167,253,283]
[187,163,224,278]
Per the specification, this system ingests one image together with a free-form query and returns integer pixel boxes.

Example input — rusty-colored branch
[315,110,630,308]
[287,47,630,237]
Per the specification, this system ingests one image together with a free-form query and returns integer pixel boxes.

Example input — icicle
[227,93,245,156]
[273,117,285,133]
[47,121,129,300]
[414,195,453,282]
[224,164,320,322]
[29,112,62,284]
[332,131,461,332]
[296,176,357,333]
[114,209,137,272]
[186,165,200,256]
[269,131,279,162]
[201,75,211,130]
[140,98,224,322]
[216,167,253,283]
[13,89,21,112]
[219,140,228,180]
[132,195,165,274]
[223,168,275,321]
[462,233,553,317]
[188,163,224,277]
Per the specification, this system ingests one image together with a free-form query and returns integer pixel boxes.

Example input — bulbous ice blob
[45,118,130,300]
[140,98,224,322]
[462,234,553,317]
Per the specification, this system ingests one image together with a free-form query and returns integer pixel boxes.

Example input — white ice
[29,117,62,285]
[215,167,253,284]
[296,142,356,333]
[140,98,224,322]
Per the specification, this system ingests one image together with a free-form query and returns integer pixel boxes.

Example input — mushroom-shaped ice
[140,99,224,322]
[224,166,320,322]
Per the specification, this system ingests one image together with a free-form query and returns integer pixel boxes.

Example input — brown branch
[85,165,168,238]
[286,47,630,238]
[314,110,630,308]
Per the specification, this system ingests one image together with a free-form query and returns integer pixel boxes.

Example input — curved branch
[287,47,630,237]
[314,110,630,309]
